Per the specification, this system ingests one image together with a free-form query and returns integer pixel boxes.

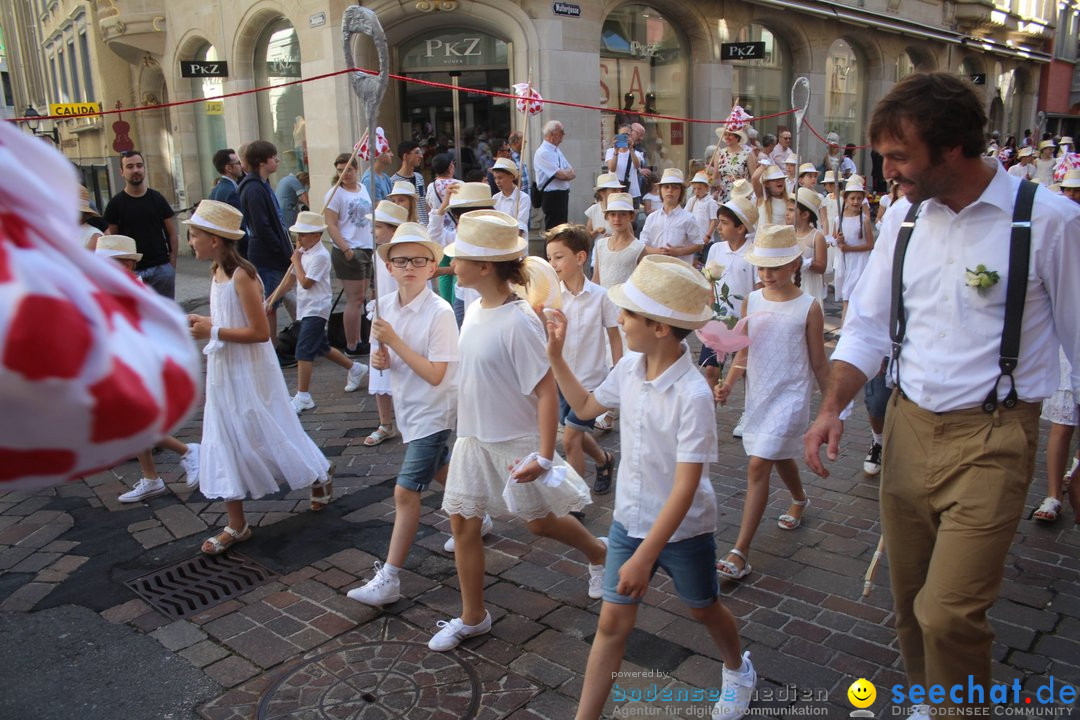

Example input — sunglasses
[389,256,432,268]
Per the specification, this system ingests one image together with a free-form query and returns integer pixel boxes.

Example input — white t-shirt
[377,287,459,443]
[297,243,332,320]
[456,299,549,442]
[604,147,644,198]
[560,279,619,390]
[705,241,755,319]
[593,346,718,542]
[639,205,700,264]
[324,185,373,250]
[685,194,719,240]
[584,202,612,237]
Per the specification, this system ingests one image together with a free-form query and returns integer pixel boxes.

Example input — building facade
[2,0,1066,220]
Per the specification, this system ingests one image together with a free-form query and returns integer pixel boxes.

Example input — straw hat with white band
[377,221,444,263]
[1060,136,1074,146]
[1017,147,1033,159]
[843,174,867,194]
[822,170,837,184]
[722,196,759,229]
[183,199,245,240]
[1061,170,1080,188]
[689,171,711,185]
[603,193,635,213]
[370,200,409,226]
[658,168,685,185]
[289,210,327,234]
[448,182,496,209]
[792,187,822,219]
[798,163,818,177]
[491,157,520,179]
[388,180,418,198]
[594,172,625,191]
[1038,140,1056,151]
[607,255,713,330]
[95,234,142,262]
[761,166,787,183]
[730,179,754,200]
[744,225,802,268]
[784,153,799,167]
[79,186,100,217]
[443,210,526,262]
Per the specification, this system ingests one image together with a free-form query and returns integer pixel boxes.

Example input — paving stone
[127,519,162,533]
[282,599,324,622]
[509,651,575,688]
[525,629,593,675]
[492,614,547,645]
[101,598,152,624]
[178,639,231,668]
[0,581,55,612]
[204,655,260,688]
[988,598,1058,632]
[11,551,61,573]
[264,615,306,639]
[312,567,354,589]
[130,610,170,633]
[825,633,899,667]
[308,611,354,638]
[151,619,208,651]
[485,581,560,620]
[154,504,209,538]
[223,626,300,668]
[133,526,173,549]
[189,599,245,626]
[0,546,35,571]
[288,626,330,651]
[204,612,257,641]
[17,520,73,550]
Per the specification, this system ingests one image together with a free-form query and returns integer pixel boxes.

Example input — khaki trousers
[881,392,1040,705]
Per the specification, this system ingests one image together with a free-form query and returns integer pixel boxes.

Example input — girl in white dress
[786,188,828,306]
[834,175,876,323]
[591,193,644,289]
[431,210,607,652]
[185,200,331,555]
[714,225,829,580]
[364,201,405,447]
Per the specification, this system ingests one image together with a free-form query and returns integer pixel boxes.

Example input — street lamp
[24,106,60,144]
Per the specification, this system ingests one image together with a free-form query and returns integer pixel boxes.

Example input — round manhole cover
[256,641,482,719]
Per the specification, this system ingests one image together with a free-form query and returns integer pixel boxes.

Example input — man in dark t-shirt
[104,150,177,298]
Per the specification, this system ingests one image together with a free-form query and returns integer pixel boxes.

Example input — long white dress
[199,276,331,501]
[742,290,815,460]
[797,229,826,305]
[835,215,870,301]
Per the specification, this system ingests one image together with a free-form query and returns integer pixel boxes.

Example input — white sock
[382,563,400,577]
[296,391,312,401]
[871,431,882,446]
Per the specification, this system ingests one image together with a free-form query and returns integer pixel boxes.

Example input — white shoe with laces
[344,362,369,392]
[118,477,167,503]
[292,394,316,413]
[712,651,756,719]
[732,414,746,439]
[181,443,201,488]
[588,537,608,599]
[428,611,491,651]
[444,514,493,553]
[346,562,401,606]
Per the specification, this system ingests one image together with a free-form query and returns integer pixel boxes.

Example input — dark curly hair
[869,72,987,158]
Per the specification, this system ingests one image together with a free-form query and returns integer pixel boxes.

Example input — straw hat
[689,171,710,185]
[95,234,143,262]
[730,179,754,200]
[658,168,685,185]
[491,157,520,179]
[448,182,496,209]
[1017,147,1034,159]
[822,170,837,184]
[369,200,409,227]
[1061,136,1074,146]
[183,199,245,240]
[825,131,841,146]
[608,255,713,330]
[510,256,562,311]
[793,187,822,218]
[289,210,327,234]
[761,166,787,183]
[388,180,418,198]
[783,153,799,166]
[594,172,625,191]
[744,225,802,268]
[798,163,818,176]
[716,125,748,146]
[376,221,444,264]
[1038,140,1056,151]
[1061,170,1080,188]
[604,192,635,213]
[722,196,759,229]
[443,210,527,261]
[843,175,867,194]
[78,186,100,217]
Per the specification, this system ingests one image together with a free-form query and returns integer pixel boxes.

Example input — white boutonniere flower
[965,264,1000,293]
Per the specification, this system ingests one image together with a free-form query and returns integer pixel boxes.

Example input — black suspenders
[888,180,1038,413]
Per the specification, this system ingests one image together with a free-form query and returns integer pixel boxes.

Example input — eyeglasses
[389,256,432,268]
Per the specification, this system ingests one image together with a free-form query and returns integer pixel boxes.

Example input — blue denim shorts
[256,265,287,304]
[396,429,453,492]
[863,364,890,421]
[558,392,596,432]
[295,316,331,362]
[602,520,719,608]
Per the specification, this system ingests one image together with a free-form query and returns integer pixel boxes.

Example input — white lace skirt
[442,436,591,522]
[1041,349,1077,426]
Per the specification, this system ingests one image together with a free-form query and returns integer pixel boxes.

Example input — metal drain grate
[125,552,275,620]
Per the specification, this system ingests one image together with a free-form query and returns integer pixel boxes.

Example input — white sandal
[363,423,397,447]
[201,524,252,555]
[1033,496,1062,523]
[778,497,810,530]
[717,548,752,580]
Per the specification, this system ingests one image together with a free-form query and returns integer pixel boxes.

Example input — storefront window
[824,39,862,152]
[725,23,790,140]
[192,43,227,198]
[600,4,688,173]
[255,19,306,176]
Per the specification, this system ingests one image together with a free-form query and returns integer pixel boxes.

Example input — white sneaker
[909,705,931,720]
[863,442,882,476]
[428,611,491,651]
[444,514,493,553]
[181,443,201,488]
[588,537,608,599]
[346,562,401,606]
[732,414,745,439]
[292,394,316,413]
[118,477,167,503]
[344,362,369,392]
[712,651,756,719]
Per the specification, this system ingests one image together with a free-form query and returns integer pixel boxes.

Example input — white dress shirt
[705,241,755,319]
[686,194,719,240]
[640,205,700,264]
[834,161,1080,412]
[593,346,718,542]
[492,188,531,234]
[533,140,571,192]
[560,279,619,390]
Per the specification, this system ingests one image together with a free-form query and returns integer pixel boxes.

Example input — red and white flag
[512,83,544,115]
[356,127,391,161]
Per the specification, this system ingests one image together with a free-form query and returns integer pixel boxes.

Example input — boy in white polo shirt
[267,211,368,414]
[547,255,757,720]
[346,222,459,606]
[545,224,623,494]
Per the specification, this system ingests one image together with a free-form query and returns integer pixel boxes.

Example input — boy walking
[547,255,757,720]
[545,224,622,494]
[266,211,368,413]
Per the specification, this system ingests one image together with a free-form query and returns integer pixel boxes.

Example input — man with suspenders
[805,73,1080,717]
